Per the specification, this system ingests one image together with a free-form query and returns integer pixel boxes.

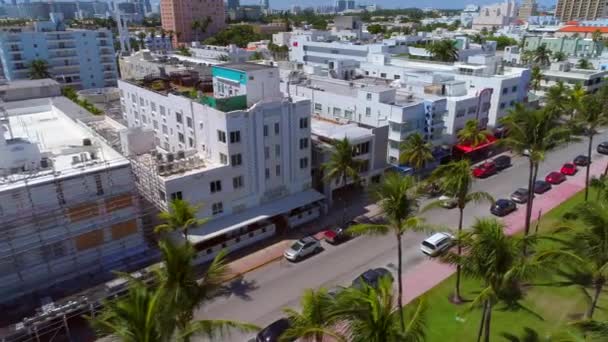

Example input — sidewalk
[402,157,607,304]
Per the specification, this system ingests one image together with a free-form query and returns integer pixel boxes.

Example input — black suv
[493,155,512,171]
[352,268,393,289]
[598,142,608,155]
[257,318,292,342]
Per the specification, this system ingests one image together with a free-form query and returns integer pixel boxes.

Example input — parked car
[473,161,497,178]
[490,199,517,217]
[510,188,531,204]
[574,155,591,166]
[597,142,608,155]
[560,163,578,176]
[421,232,454,257]
[545,171,566,185]
[493,155,512,170]
[533,180,552,194]
[256,318,291,342]
[323,221,357,245]
[352,268,393,289]
[438,195,458,209]
[283,237,321,262]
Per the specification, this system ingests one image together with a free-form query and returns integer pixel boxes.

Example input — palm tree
[577,58,593,70]
[399,132,434,173]
[137,31,147,50]
[28,59,50,79]
[571,319,608,340]
[567,82,586,120]
[281,288,344,342]
[530,65,542,94]
[154,199,207,239]
[348,173,428,329]
[553,51,567,62]
[500,104,570,250]
[532,44,551,66]
[555,201,608,319]
[427,39,459,62]
[575,94,608,201]
[442,218,544,342]
[425,160,494,302]
[592,29,603,56]
[322,137,365,221]
[191,20,201,41]
[501,327,542,342]
[201,16,213,36]
[457,119,492,148]
[544,81,569,118]
[334,277,427,342]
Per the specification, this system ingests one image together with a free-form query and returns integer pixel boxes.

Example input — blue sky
[241,0,557,10]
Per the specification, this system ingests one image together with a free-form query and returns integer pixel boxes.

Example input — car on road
[256,318,291,342]
[493,155,512,171]
[438,195,458,209]
[560,163,578,176]
[283,237,321,262]
[352,268,393,289]
[545,171,566,185]
[473,161,497,178]
[490,199,517,217]
[574,155,591,166]
[421,232,454,257]
[598,142,608,155]
[510,188,531,204]
[323,221,357,245]
[533,180,552,194]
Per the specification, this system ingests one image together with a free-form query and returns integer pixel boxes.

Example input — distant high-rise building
[346,0,355,10]
[518,0,537,21]
[555,0,608,21]
[335,0,346,12]
[160,0,226,45]
[10,0,16,6]
[260,0,269,10]
[144,0,152,13]
[227,0,239,10]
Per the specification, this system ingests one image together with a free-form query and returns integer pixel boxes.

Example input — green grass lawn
[417,189,608,341]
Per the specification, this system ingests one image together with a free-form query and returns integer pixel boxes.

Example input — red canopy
[454,135,497,153]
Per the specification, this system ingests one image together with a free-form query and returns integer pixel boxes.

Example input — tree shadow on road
[217,276,259,301]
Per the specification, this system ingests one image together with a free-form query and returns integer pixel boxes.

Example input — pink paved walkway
[403,159,607,304]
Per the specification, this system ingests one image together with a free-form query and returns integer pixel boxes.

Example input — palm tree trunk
[454,207,464,302]
[397,232,406,332]
[585,135,593,201]
[483,301,493,342]
[523,159,535,255]
[341,175,348,226]
[587,282,603,319]
[603,161,608,176]
[476,301,488,342]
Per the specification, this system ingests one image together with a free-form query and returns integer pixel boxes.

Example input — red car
[560,163,578,176]
[545,171,566,184]
[473,162,497,178]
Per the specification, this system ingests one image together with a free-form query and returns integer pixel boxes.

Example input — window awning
[186,189,325,245]
[454,135,498,154]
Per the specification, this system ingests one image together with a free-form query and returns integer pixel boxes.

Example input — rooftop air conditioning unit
[83,138,92,146]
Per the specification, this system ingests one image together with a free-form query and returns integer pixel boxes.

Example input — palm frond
[180,319,260,341]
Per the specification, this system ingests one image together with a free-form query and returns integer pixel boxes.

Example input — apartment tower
[555,0,608,21]
[518,0,537,21]
[160,0,226,46]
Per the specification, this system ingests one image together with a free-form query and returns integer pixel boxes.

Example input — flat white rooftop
[311,119,374,142]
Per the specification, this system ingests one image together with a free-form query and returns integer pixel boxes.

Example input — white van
[420,233,454,257]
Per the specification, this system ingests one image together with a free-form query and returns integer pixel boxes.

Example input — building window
[178,133,185,143]
[162,125,168,134]
[365,107,371,117]
[263,125,269,137]
[170,191,183,200]
[333,107,342,116]
[299,117,308,129]
[264,146,270,159]
[394,75,400,80]
[467,106,477,114]
[219,153,228,164]
[299,138,308,149]
[175,112,183,124]
[511,85,518,93]
[188,137,194,147]
[366,93,372,100]
[265,168,270,179]
[233,176,244,189]
[380,73,386,78]
[186,117,193,128]
[95,174,104,196]
[153,120,159,129]
[217,130,226,143]
[159,189,166,202]
[456,109,465,117]
[150,102,156,112]
[276,165,281,176]
[502,88,508,94]
[314,103,322,111]
[230,131,241,143]
[212,202,223,215]
[353,142,370,156]
[160,105,166,116]
[231,153,242,166]
[274,122,280,135]
[210,180,222,193]
[500,102,506,109]
[275,145,280,157]
[299,157,308,169]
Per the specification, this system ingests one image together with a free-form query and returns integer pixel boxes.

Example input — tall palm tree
[137,31,147,50]
[201,16,213,36]
[28,59,50,79]
[457,119,492,148]
[334,277,427,342]
[553,51,567,62]
[399,132,434,173]
[567,82,586,120]
[154,199,207,239]
[281,288,344,342]
[532,44,551,66]
[575,94,608,201]
[442,218,544,342]
[592,29,603,56]
[577,58,593,70]
[530,65,542,94]
[544,81,569,118]
[554,201,608,319]
[322,137,364,221]
[500,105,569,250]
[425,160,494,302]
[427,39,459,62]
[348,173,428,329]
[191,20,201,41]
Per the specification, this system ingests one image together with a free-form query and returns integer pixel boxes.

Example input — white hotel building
[118,63,324,263]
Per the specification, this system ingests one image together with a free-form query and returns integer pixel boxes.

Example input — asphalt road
[195,132,608,342]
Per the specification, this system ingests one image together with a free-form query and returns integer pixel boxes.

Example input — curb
[224,254,285,282]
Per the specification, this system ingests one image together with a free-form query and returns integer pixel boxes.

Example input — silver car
[283,236,321,262]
